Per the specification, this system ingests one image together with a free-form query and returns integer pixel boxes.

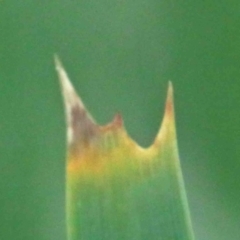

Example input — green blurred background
[0,1,239,240]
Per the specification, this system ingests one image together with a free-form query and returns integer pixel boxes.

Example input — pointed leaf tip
[153,82,175,146]
[54,56,98,149]
[166,81,174,117]
[54,55,84,109]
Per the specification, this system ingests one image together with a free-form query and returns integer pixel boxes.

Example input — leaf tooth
[54,55,98,150]
[112,112,123,128]
[100,113,124,133]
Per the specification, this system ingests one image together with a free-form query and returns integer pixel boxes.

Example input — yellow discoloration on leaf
[55,54,176,179]
[55,57,195,240]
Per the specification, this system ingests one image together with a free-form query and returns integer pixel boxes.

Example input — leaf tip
[54,56,97,149]
[165,81,174,117]
[154,81,176,146]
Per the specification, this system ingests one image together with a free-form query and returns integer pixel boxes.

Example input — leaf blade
[55,58,195,240]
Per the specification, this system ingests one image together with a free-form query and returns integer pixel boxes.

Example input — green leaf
[55,57,195,240]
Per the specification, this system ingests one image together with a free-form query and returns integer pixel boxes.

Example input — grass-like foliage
[55,57,195,240]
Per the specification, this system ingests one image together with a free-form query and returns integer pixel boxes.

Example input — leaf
[55,56,195,240]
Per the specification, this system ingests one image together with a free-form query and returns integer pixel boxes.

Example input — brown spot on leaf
[70,104,99,151]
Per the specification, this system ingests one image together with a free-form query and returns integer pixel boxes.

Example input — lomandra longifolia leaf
[55,57,195,240]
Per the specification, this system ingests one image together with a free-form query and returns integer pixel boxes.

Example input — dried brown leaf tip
[55,56,176,170]
[55,56,99,151]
